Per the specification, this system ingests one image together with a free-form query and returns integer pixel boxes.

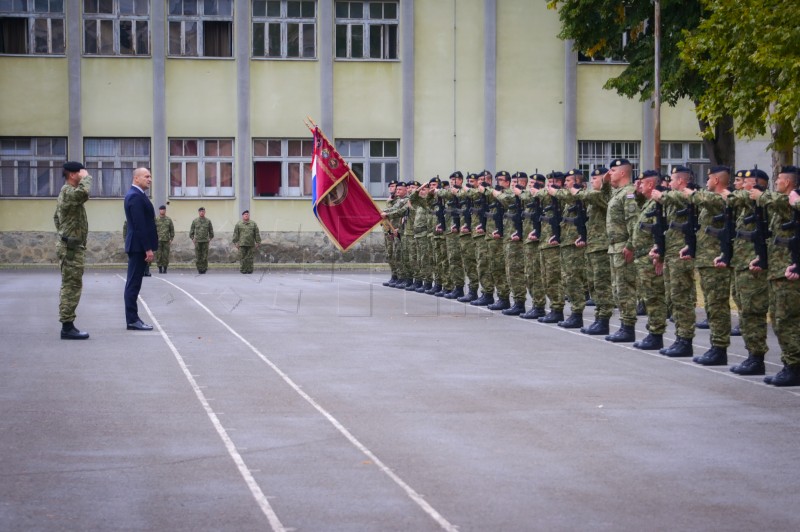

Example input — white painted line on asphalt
[137,296,288,532]
[153,277,460,532]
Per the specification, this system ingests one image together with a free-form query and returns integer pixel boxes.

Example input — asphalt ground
[1,266,799,532]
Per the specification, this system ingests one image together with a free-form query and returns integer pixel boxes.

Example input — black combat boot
[581,317,609,335]
[158,266,163,273]
[730,324,742,336]
[693,346,727,366]
[764,365,800,387]
[659,336,693,357]
[444,286,464,300]
[488,298,511,311]
[61,322,89,340]
[405,279,420,291]
[425,283,441,295]
[633,333,663,350]
[585,291,595,306]
[470,292,494,306]
[538,309,564,324]
[163,266,167,273]
[457,287,479,303]
[394,278,409,289]
[605,323,635,343]
[434,285,449,297]
[383,275,398,287]
[558,312,583,329]
[636,301,646,316]
[730,355,766,375]
[696,318,709,329]
[502,300,525,316]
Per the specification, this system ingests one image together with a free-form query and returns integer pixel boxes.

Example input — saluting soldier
[382,180,399,286]
[469,170,497,306]
[428,177,452,296]
[481,171,512,310]
[437,172,466,299]
[518,173,548,319]
[402,181,422,291]
[537,171,566,323]
[409,181,434,292]
[456,173,480,302]
[492,171,528,315]
[383,181,411,288]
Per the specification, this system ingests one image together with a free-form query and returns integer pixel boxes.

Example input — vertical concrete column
[319,0,334,134]
[563,40,577,168]
[401,0,414,180]
[151,2,167,207]
[641,99,654,172]
[66,1,81,161]
[236,0,251,213]
[484,0,496,171]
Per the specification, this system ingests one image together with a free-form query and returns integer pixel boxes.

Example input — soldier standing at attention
[605,158,640,343]
[232,210,261,274]
[382,180,399,286]
[492,171,528,315]
[155,205,174,274]
[54,161,92,340]
[456,174,480,302]
[519,173,548,319]
[482,171,511,310]
[409,182,434,293]
[189,207,214,274]
[536,171,567,323]
[469,170,497,307]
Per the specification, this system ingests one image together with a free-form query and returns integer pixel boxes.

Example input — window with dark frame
[0,0,65,55]
[335,0,397,60]
[83,0,150,56]
[84,137,151,197]
[169,138,234,197]
[168,0,233,57]
[252,0,315,59]
[0,137,68,197]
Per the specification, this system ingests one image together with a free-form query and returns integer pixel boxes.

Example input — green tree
[680,0,800,168]
[547,0,736,167]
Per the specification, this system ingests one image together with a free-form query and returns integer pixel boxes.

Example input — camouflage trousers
[402,234,417,280]
[415,236,432,283]
[636,258,667,334]
[586,250,614,319]
[384,233,396,276]
[195,241,210,273]
[735,268,769,356]
[488,237,509,299]
[560,245,587,313]
[239,246,255,273]
[475,236,494,295]
[697,266,731,348]
[524,243,546,309]
[433,236,450,288]
[769,278,800,367]
[539,244,564,311]
[393,235,406,278]
[504,240,526,304]
[446,232,464,288]
[156,240,171,269]
[610,252,637,326]
[58,242,85,323]
[460,235,479,291]
[665,256,696,339]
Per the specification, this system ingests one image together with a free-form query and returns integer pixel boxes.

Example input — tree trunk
[698,114,736,167]
[770,120,795,179]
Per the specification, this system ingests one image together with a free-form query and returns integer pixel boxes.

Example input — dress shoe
[730,325,741,336]
[693,346,727,366]
[416,282,432,293]
[444,286,464,300]
[538,310,564,324]
[696,318,709,329]
[605,324,635,343]
[520,306,546,320]
[470,293,494,306]
[488,298,511,311]
[457,288,478,303]
[558,312,583,329]
[581,317,609,335]
[425,283,441,295]
[383,275,398,287]
[659,336,693,357]
[633,333,663,350]
[730,355,765,375]
[127,320,154,331]
[502,301,526,316]
[60,322,89,340]
[764,365,800,387]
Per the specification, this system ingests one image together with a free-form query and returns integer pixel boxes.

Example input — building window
[168,0,233,57]
[253,138,313,197]
[578,141,640,176]
[0,137,67,197]
[336,139,397,198]
[170,138,234,197]
[252,0,315,59]
[83,0,150,56]
[0,0,65,55]
[84,138,151,197]
[660,141,711,184]
[335,0,397,60]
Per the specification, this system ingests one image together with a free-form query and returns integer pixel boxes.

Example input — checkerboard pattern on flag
[310,125,383,252]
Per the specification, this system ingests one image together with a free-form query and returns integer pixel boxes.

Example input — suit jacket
[124,186,158,253]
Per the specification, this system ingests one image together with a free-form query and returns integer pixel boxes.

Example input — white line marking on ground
[152,276,459,532]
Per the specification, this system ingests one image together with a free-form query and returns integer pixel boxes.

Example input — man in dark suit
[124,168,158,331]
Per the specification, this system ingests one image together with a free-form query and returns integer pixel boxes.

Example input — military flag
[308,121,383,251]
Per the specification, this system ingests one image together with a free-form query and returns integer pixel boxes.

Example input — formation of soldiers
[381,160,800,387]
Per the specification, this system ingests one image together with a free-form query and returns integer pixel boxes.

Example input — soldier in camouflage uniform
[537,171,566,323]
[402,181,421,291]
[729,171,745,336]
[54,161,92,340]
[552,169,588,328]
[383,182,411,288]
[518,174,547,319]
[492,171,528,315]
[189,207,214,274]
[480,171,511,310]
[409,182,434,292]
[428,178,452,295]
[685,166,732,366]
[155,205,175,273]
[630,170,667,350]
[437,172,466,299]
[604,158,640,343]
[456,174,480,302]
[232,210,262,274]
[469,171,496,306]
[382,180,399,286]
[723,169,770,375]
[753,166,800,386]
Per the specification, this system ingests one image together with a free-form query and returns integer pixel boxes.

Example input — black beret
[412,181,421,187]
[735,169,747,178]
[548,171,565,179]
[779,165,800,175]
[708,165,731,175]
[591,167,609,176]
[662,174,671,183]
[63,161,85,172]
[495,170,511,179]
[467,173,479,180]
[198,207,205,211]
[242,210,249,215]
[512,171,528,179]
[429,177,441,184]
[159,205,166,209]
[671,165,692,174]
[449,170,464,179]
[639,169,660,179]
[745,169,769,180]
[531,173,546,182]
[566,168,584,178]
[610,158,631,168]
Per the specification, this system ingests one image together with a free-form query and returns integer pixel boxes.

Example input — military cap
[530,173,547,183]
[639,169,660,180]
[547,171,565,180]
[662,174,671,183]
[198,207,205,211]
[159,205,166,210]
[63,161,85,173]
[449,170,464,179]
[467,173,480,180]
[779,165,800,175]
[671,165,692,174]
[512,171,528,179]
[745,169,769,181]
[610,158,631,168]
[412,180,421,187]
[591,167,609,176]
[708,165,731,175]
[395,181,406,187]
[429,176,441,184]
[566,168,584,179]
[242,209,249,215]
[388,180,398,186]
[735,169,747,178]
[495,170,511,180]
[441,180,450,187]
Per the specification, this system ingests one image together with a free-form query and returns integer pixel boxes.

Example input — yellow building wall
[251,61,321,137]
[165,60,238,137]
[0,58,69,135]
[497,2,565,172]
[81,59,154,136]
[453,0,485,174]
[333,62,401,138]
[577,64,642,140]
[661,98,701,140]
